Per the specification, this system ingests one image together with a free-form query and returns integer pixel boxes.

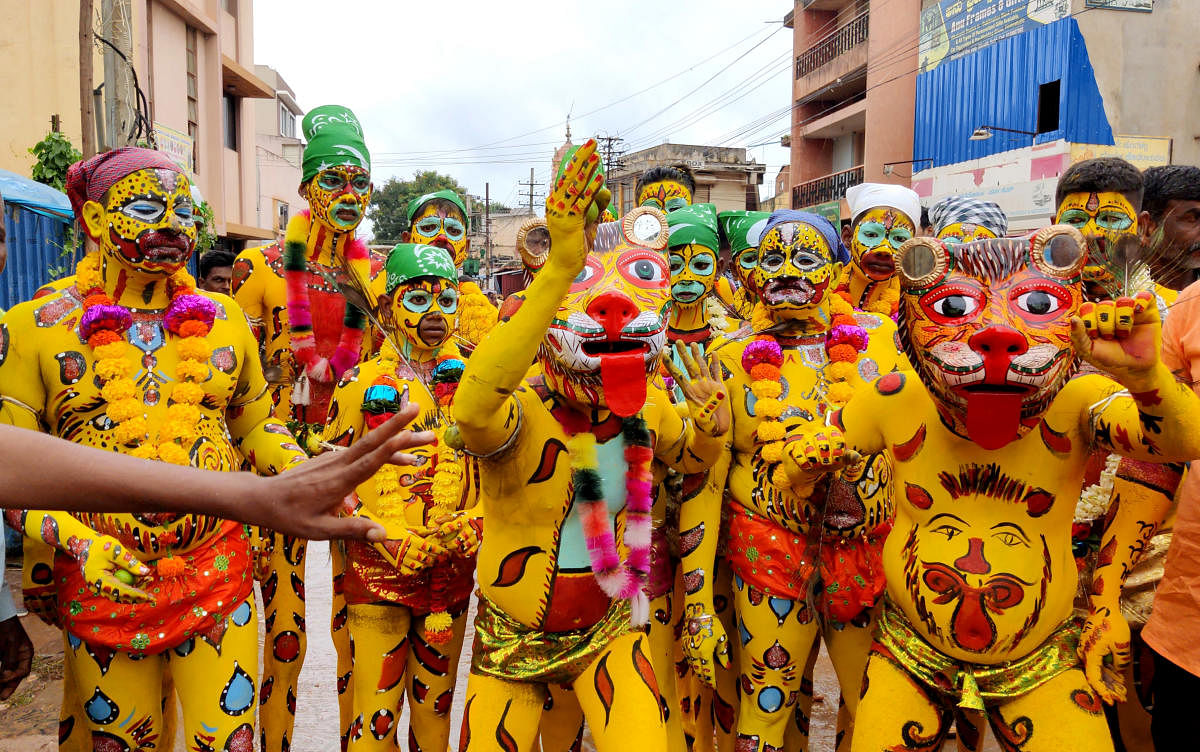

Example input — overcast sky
[252,0,793,213]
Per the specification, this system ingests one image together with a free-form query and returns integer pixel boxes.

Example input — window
[223,94,239,150]
[1037,80,1061,135]
[186,27,199,171]
[223,0,237,16]
[279,103,296,138]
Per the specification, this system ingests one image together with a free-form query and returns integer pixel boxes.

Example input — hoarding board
[919,0,1070,72]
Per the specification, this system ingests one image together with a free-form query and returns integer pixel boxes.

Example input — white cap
[845,183,922,227]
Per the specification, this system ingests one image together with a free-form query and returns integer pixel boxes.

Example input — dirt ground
[2,544,1001,750]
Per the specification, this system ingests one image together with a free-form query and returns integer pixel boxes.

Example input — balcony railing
[795,11,869,79]
[791,165,864,208]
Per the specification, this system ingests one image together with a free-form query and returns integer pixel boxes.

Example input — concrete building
[606,143,766,215]
[785,0,921,218]
[761,165,792,212]
[253,64,304,243]
[911,0,1200,232]
[0,0,276,248]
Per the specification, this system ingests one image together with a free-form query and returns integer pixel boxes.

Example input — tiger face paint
[539,223,670,415]
[638,180,692,213]
[409,202,470,267]
[1055,191,1139,295]
[84,167,198,277]
[850,207,916,282]
[668,243,719,307]
[937,222,998,246]
[384,278,459,354]
[753,221,840,322]
[304,165,372,234]
[895,228,1086,449]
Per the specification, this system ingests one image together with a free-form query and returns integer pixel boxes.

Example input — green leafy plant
[195,201,216,254]
[29,132,82,192]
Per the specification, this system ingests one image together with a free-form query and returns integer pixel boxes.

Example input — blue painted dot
[84,688,119,724]
[231,600,252,626]
[757,686,785,713]
[219,661,255,716]
[768,597,793,622]
[738,619,753,647]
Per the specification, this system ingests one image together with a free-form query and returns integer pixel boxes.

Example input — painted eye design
[738,251,759,270]
[318,172,346,191]
[416,219,440,235]
[664,198,688,212]
[669,255,685,274]
[759,251,786,273]
[887,228,914,249]
[616,251,668,288]
[174,201,195,226]
[402,290,433,313]
[437,289,459,313]
[1057,209,1091,228]
[570,260,603,291]
[689,253,715,275]
[1011,282,1072,319]
[931,294,978,318]
[351,175,370,193]
[932,524,961,541]
[993,531,1025,547]
[629,259,663,282]
[791,252,825,272]
[1095,211,1134,232]
[122,200,165,223]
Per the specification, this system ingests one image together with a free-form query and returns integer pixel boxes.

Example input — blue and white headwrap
[762,210,849,264]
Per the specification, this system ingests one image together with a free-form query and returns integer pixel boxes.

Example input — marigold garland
[456,281,498,346]
[745,296,868,489]
[833,265,901,319]
[75,253,214,464]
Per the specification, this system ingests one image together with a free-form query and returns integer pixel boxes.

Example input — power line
[518,168,543,214]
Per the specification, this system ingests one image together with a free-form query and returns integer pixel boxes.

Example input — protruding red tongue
[600,351,647,417]
[966,391,1023,450]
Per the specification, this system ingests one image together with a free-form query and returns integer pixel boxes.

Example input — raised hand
[663,342,730,436]
[68,534,154,605]
[681,602,731,689]
[1070,291,1161,386]
[544,139,604,275]
[1077,603,1130,705]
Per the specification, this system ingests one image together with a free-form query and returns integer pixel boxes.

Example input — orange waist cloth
[56,521,253,655]
[343,541,475,613]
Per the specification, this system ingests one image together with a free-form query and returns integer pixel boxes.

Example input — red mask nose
[587,291,638,338]
[967,325,1029,383]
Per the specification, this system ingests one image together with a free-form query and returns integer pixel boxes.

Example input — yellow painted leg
[733,575,820,752]
[680,562,739,752]
[574,632,669,752]
[784,634,818,751]
[538,684,584,752]
[408,607,471,752]
[331,543,356,749]
[984,670,1114,752]
[851,649,953,752]
[64,636,166,750]
[171,596,259,752]
[345,603,412,750]
[459,673,545,752]
[648,587,687,752]
[822,603,880,750]
[259,532,308,752]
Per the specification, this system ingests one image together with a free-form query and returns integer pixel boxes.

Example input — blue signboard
[920,0,1070,72]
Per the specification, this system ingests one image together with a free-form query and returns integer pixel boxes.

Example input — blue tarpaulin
[0,170,76,311]
[0,168,73,221]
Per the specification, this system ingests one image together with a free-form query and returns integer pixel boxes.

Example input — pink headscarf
[65,147,182,229]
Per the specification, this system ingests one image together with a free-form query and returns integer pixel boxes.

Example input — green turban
[406,189,470,231]
[301,104,371,183]
[718,210,771,255]
[384,243,457,294]
[667,203,719,251]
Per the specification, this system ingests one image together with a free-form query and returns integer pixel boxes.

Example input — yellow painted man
[232,104,380,750]
[784,225,1200,751]
[717,210,771,320]
[452,140,730,752]
[838,183,922,318]
[324,243,481,750]
[694,210,904,752]
[0,147,308,751]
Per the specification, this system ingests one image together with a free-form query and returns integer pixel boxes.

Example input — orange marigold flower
[749,363,779,382]
[828,344,858,362]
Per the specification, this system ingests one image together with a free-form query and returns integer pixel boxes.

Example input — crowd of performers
[3,101,1200,752]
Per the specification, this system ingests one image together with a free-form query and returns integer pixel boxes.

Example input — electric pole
[596,133,626,174]
[518,168,543,214]
[484,182,491,293]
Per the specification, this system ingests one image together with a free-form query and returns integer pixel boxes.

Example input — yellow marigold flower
[176,338,213,361]
[756,421,786,442]
[827,362,857,382]
[101,380,137,402]
[94,342,129,360]
[172,382,205,404]
[755,381,783,399]
[175,361,210,382]
[157,442,191,466]
[829,383,855,406]
[755,398,784,419]
[130,444,158,460]
[107,396,143,422]
[95,358,133,380]
[115,416,148,444]
[761,442,783,464]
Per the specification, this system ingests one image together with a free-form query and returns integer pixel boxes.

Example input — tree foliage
[29,131,82,192]
[368,171,472,245]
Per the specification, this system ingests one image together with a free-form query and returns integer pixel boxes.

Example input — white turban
[846,183,922,228]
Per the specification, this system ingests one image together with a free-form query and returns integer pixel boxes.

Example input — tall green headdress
[302,104,371,183]
[718,210,771,255]
[667,203,719,250]
[384,243,458,294]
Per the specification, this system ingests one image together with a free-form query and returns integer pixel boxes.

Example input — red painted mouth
[861,251,895,280]
[138,231,190,264]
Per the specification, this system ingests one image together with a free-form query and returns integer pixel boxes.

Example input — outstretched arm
[679,448,733,688]
[454,140,605,454]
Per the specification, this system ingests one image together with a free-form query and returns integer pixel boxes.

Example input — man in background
[197,248,236,295]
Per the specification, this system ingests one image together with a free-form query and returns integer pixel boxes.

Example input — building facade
[911,0,1200,232]
[0,0,276,248]
[253,64,303,243]
[785,0,921,218]
[607,143,766,215]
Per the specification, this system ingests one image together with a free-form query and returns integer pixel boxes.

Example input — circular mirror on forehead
[1031,224,1086,278]
[516,218,550,272]
[895,237,947,290]
[621,206,670,250]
